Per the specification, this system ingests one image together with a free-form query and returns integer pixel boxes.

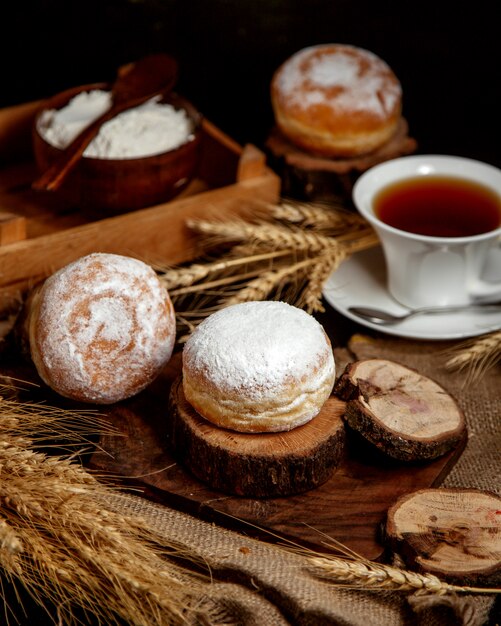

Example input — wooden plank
[0,172,280,300]
[0,213,27,246]
[237,144,268,182]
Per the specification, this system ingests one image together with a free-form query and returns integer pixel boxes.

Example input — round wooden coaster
[167,376,346,498]
[265,118,417,202]
[385,488,501,586]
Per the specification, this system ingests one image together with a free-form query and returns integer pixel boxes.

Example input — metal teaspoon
[348,302,501,325]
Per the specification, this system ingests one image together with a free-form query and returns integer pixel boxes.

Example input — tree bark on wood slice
[334,359,466,462]
[265,119,417,202]
[385,488,501,586]
[167,376,346,498]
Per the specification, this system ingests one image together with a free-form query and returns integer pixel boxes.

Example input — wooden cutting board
[1,347,465,560]
[83,352,465,561]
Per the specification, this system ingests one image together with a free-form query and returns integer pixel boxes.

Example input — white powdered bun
[271,43,402,157]
[182,301,336,433]
[28,253,176,404]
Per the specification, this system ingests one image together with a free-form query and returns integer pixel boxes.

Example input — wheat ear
[307,555,500,595]
[271,199,366,230]
[222,257,316,307]
[160,249,291,290]
[186,219,339,254]
[444,330,501,381]
[300,247,347,313]
[0,395,213,626]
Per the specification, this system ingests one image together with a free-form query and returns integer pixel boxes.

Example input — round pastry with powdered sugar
[271,43,402,157]
[26,253,176,404]
[182,300,336,433]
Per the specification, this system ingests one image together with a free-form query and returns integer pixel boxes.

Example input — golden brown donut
[182,301,336,433]
[271,44,402,157]
[27,252,176,404]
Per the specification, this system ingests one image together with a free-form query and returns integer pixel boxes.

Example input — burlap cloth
[101,332,500,626]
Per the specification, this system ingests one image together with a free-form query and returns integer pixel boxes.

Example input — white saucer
[322,247,501,340]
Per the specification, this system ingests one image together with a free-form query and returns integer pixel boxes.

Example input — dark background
[0,2,500,624]
[1,0,500,167]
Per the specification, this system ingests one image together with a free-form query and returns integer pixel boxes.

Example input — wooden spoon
[32,53,178,192]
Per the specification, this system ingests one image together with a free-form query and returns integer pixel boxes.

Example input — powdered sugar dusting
[34,253,175,403]
[183,301,334,400]
[276,44,401,118]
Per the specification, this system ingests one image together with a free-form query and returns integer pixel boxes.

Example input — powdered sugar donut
[27,253,176,404]
[182,301,335,433]
[271,44,402,157]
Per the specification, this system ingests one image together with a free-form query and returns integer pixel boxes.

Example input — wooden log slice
[265,119,417,202]
[167,376,346,497]
[385,488,501,586]
[334,359,466,462]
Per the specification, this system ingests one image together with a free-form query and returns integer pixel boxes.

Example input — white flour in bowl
[37,90,195,159]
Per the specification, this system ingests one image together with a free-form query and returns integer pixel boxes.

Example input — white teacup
[353,155,501,309]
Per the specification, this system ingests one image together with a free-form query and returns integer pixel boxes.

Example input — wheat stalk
[285,527,500,596]
[0,516,23,575]
[170,268,266,297]
[186,218,339,254]
[339,228,379,252]
[160,249,291,290]
[0,394,214,626]
[444,330,501,382]
[159,199,379,341]
[299,248,347,314]
[270,199,366,231]
[223,256,316,307]
[306,555,500,595]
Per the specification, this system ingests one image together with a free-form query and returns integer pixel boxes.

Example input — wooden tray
[85,353,465,561]
[0,98,280,307]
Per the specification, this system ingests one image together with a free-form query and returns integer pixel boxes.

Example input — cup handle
[469,281,501,301]
[469,246,501,301]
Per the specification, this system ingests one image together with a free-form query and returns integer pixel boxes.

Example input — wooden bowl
[32,83,203,213]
